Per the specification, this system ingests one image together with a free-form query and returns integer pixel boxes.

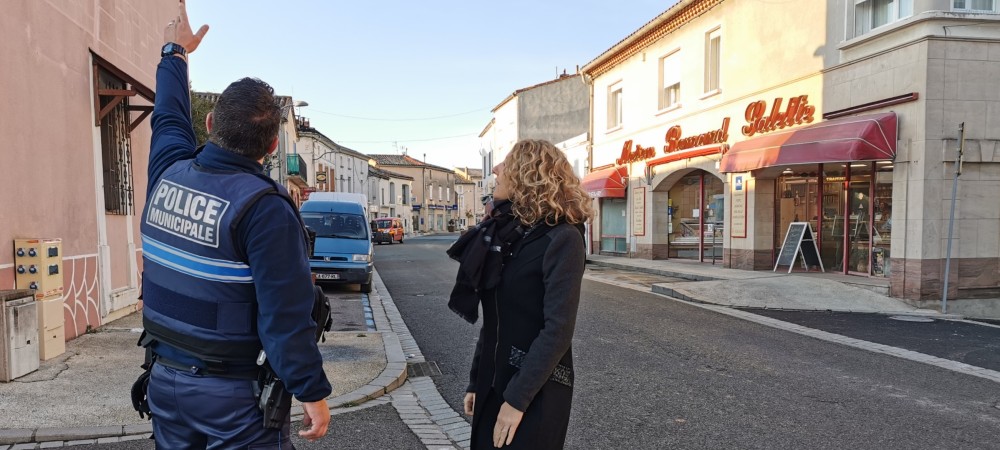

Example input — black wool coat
[468,222,585,449]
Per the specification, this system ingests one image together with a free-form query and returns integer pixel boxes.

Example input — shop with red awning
[720,112,898,277]
[582,165,628,198]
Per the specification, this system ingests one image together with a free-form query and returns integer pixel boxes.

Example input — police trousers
[148,364,293,449]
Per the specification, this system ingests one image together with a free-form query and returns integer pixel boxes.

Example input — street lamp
[275,100,308,187]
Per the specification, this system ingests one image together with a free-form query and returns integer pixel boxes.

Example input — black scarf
[446,200,525,324]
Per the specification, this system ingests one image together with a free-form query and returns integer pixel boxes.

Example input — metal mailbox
[0,290,40,382]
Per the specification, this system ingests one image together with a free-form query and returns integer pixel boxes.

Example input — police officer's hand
[300,400,331,441]
[164,0,209,54]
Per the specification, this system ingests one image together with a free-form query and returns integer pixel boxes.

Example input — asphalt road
[375,234,1000,450]
[745,309,1000,371]
[69,404,422,449]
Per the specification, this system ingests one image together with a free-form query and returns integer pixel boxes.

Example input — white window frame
[703,26,722,97]
[606,81,623,132]
[854,0,914,37]
[658,49,682,113]
[953,0,996,12]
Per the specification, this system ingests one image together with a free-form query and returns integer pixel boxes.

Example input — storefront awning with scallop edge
[720,112,897,173]
[581,165,628,198]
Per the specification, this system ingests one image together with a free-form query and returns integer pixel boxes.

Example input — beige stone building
[581,0,1000,315]
[454,167,486,228]
[369,155,459,232]
[369,165,414,232]
[1,1,177,341]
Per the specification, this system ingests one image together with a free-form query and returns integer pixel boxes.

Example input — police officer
[140,1,332,447]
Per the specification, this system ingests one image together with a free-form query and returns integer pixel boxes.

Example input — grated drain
[407,361,442,378]
[889,315,935,323]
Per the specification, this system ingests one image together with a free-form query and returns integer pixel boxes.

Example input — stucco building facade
[479,74,590,191]
[369,165,414,232]
[370,155,459,232]
[454,167,486,228]
[2,1,177,340]
[581,0,1000,315]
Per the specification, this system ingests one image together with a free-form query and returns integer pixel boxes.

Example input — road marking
[584,273,1000,385]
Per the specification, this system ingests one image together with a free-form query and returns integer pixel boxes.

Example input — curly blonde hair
[500,139,594,226]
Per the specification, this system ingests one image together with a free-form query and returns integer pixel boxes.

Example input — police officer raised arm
[139,1,332,447]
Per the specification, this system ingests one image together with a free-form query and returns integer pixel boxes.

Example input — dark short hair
[209,78,281,160]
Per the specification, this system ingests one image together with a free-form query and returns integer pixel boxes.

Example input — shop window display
[872,162,893,277]
[819,165,847,272]
[777,162,892,277]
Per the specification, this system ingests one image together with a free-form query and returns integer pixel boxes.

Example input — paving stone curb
[0,269,407,446]
[587,258,720,281]
[649,283,964,319]
[370,267,471,449]
[588,256,894,295]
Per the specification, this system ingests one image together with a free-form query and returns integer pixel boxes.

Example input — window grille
[98,68,135,216]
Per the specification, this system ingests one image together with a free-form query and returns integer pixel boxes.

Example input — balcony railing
[286,154,308,184]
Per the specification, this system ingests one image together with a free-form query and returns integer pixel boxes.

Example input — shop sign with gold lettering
[742,95,816,137]
[615,140,657,165]
[616,118,731,165]
[665,118,730,154]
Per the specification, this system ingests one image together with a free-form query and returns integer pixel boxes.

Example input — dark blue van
[300,198,374,293]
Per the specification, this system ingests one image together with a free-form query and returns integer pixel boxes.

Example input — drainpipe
[582,70,596,255]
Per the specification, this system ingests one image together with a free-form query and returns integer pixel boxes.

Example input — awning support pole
[942,122,965,314]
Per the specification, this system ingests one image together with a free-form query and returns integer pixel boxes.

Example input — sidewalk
[586,254,949,317]
[0,270,408,446]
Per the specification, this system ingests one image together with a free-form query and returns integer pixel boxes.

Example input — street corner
[316,331,387,400]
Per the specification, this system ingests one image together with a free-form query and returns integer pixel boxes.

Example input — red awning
[582,165,628,198]
[720,112,897,173]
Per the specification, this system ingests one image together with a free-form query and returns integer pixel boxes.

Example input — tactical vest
[140,160,297,366]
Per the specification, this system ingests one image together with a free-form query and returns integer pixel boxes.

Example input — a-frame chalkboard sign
[773,222,825,273]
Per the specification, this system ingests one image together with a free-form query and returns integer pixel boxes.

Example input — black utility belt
[155,354,261,380]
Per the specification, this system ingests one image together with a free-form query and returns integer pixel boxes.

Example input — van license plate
[316,273,340,280]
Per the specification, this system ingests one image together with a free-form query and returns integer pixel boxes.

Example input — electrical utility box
[0,290,40,382]
[14,238,64,300]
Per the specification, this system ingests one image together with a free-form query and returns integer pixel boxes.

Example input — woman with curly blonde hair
[446,139,592,449]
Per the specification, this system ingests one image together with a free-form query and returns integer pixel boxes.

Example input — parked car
[373,217,404,244]
[300,197,373,293]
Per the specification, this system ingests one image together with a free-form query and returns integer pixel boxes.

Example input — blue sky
[186,1,673,168]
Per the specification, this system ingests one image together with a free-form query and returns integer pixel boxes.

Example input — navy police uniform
[140,55,331,448]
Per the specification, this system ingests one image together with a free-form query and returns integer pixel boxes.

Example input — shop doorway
[599,198,627,253]
[774,161,892,277]
[665,170,724,261]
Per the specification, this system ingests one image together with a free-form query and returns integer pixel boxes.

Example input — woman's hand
[492,402,524,448]
[463,392,476,416]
